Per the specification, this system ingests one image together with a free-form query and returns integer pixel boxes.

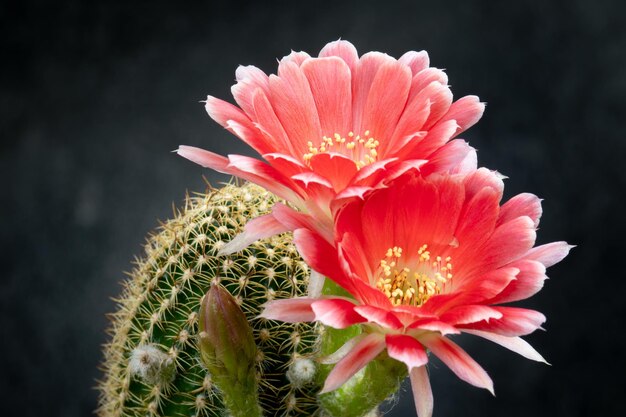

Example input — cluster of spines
[98,183,321,417]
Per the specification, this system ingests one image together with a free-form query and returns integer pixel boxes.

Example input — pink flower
[178,40,483,252]
[261,169,571,417]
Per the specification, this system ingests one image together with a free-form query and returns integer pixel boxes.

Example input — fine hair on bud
[128,344,175,385]
[286,357,317,388]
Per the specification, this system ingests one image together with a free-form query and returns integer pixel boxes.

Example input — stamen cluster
[303,130,379,169]
[376,245,453,306]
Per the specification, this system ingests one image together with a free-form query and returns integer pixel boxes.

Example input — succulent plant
[98,182,321,417]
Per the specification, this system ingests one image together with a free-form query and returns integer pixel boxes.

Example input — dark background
[2,1,625,416]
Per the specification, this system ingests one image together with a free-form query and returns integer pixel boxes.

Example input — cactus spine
[98,183,321,417]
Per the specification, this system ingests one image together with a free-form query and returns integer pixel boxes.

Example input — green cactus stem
[98,183,321,417]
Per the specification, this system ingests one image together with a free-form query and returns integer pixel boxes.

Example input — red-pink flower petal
[232,65,270,115]
[176,146,300,202]
[487,260,546,304]
[319,334,367,365]
[409,69,449,102]
[418,139,475,176]
[440,305,503,325]
[320,333,386,393]
[218,213,290,255]
[351,52,396,135]
[259,298,316,322]
[439,95,485,136]
[318,40,359,74]
[498,192,543,228]
[398,50,430,75]
[410,366,434,417]
[526,241,574,268]
[311,298,366,329]
[401,119,458,161]
[361,60,412,147]
[386,334,428,369]
[269,62,322,153]
[292,228,354,291]
[422,335,494,394]
[301,57,352,137]
[263,152,308,177]
[479,216,537,269]
[353,305,403,329]
[307,153,358,192]
[463,329,548,364]
[278,50,311,68]
[463,167,505,198]
[451,266,519,304]
[251,88,296,155]
[463,307,546,337]
[408,318,461,336]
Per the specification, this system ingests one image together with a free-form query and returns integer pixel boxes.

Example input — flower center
[303,130,379,169]
[375,245,453,306]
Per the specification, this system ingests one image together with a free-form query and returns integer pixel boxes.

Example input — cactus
[98,182,322,417]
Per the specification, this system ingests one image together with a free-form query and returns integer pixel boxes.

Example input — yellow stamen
[302,130,380,170]
[375,244,454,307]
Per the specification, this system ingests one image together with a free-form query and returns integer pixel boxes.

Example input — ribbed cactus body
[98,183,321,417]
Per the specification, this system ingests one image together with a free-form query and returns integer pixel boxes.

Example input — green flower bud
[198,283,261,417]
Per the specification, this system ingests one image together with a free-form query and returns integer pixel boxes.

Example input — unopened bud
[198,284,261,417]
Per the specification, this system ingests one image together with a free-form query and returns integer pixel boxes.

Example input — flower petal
[319,39,359,74]
[487,260,546,304]
[463,329,549,364]
[440,305,503,326]
[386,334,428,369]
[204,95,274,154]
[252,88,297,156]
[320,333,386,393]
[408,318,460,336]
[307,153,358,192]
[311,298,366,329]
[351,52,396,134]
[301,56,353,137]
[176,146,301,202]
[292,228,353,289]
[498,192,543,228]
[308,269,326,298]
[269,62,322,153]
[462,307,546,337]
[361,60,412,148]
[353,305,403,329]
[232,65,270,116]
[439,95,485,136]
[398,50,430,75]
[421,335,494,394]
[526,241,574,268]
[218,213,290,255]
[409,366,434,417]
[260,298,316,322]
[319,334,367,365]
[419,139,475,176]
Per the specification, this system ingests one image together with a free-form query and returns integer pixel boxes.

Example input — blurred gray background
[2,1,625,416]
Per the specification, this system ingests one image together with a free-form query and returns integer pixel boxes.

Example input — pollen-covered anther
[302,130,380,169]
[376,244,453,306]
